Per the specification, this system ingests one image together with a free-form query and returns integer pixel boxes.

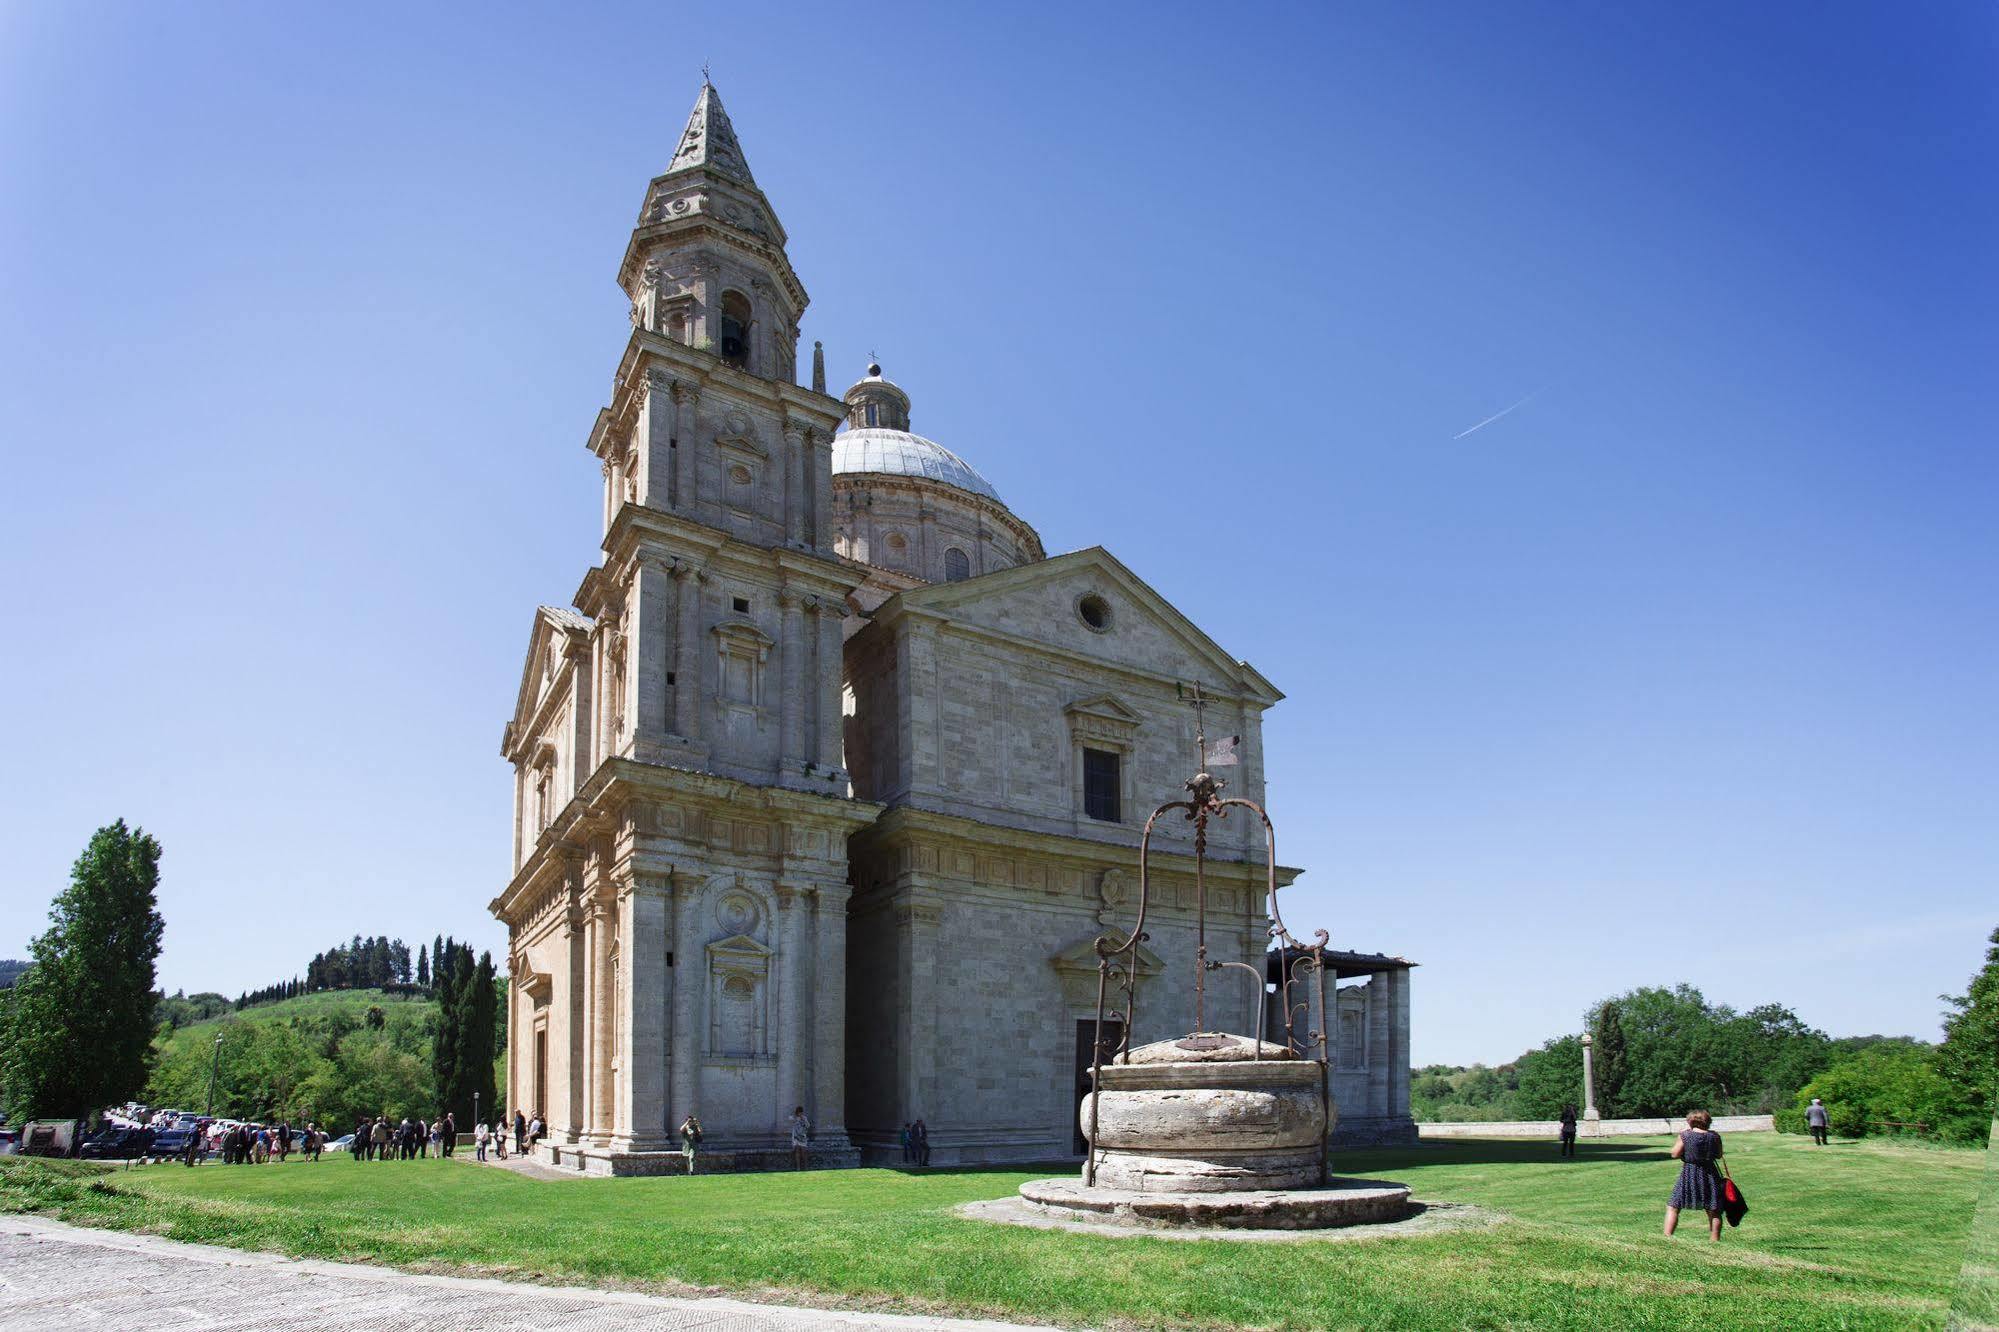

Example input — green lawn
[2,1133,1987,1331]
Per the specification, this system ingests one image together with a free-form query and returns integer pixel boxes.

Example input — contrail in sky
[1452,389,1545,440]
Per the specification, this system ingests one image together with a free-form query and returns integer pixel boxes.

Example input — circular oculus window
[1077,593,1112,632]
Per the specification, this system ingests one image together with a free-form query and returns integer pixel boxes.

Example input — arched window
[865,402,878,427]
[943,547,970,582]
[719,291,752,370]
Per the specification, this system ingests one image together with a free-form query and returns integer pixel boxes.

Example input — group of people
[898,1118,931,1166]
[214,1121,324,1165]
[350,1112,461,1160]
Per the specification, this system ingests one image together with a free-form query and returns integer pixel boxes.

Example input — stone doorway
[1072,1017,1124,1155]
[534,1026,548,1116]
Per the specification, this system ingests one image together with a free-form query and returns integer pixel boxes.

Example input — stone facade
[492,82,1415,1173]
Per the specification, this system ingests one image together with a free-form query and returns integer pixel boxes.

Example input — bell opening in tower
[720,290,752,370]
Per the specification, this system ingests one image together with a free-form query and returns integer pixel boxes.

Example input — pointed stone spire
[812,341,826,394]
[664,80,756,186]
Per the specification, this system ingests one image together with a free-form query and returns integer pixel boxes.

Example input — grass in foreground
[1,1132,1986,1331]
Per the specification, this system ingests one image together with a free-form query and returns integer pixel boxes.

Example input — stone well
[1010,1032,1413,1233]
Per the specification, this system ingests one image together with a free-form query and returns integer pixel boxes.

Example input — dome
[832,427,1005,504]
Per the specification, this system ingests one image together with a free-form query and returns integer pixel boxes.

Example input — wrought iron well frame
[1082,686,1333,1187]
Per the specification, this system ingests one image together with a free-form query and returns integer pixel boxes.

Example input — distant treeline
[0,959,28,989]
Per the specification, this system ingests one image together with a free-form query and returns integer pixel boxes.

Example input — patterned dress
[1669,1129,1725,1211]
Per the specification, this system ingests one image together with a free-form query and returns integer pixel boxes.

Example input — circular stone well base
[1012,1176,1413,1232]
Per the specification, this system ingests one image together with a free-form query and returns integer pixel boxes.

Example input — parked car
[326,1134,355,1154]
[149,1126,200,1160]
[78,1125,155,1160]
[0,1128,19,1156]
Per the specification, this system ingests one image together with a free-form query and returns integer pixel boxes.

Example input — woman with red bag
[1664,1109,1728,1241]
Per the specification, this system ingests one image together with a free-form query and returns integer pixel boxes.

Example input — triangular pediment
[1065,694,1143,725]
[503,606,592,757]
[892,547,1282,704]
[1051,934,1166,977]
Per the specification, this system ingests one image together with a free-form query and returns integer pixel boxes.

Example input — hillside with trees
[1414,931,1999,1147]
[146,970,506,1129]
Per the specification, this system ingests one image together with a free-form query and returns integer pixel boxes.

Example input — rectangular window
[1083,748,1121,823]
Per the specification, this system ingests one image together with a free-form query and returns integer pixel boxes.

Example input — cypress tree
[416,944,429,987]
[1593,1001,1630,1117]
[0,821,165,1119]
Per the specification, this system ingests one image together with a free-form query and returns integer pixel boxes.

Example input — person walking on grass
[1664,1109,1727,1242]
[475,1119,489,1161]
[514,1109,527,1157]
[443,1112,457,1157]
[1806,1098,1830,1146]
[1558,1104,1578,1158]
[492,1121,507,1161]
[789,1107,811,1170]
[373,1116,391,1162]
[679,1114,703,1175]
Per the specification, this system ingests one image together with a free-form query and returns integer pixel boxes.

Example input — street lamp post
[205,1036,223,1119]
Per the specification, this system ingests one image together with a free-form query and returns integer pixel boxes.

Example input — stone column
[812,880,853,1149]
[778,588,805,767]
[668,869,704,1129]
[1388,967,1412,1122]
[1582,1031,1600,1121]
[673,562,703,742]
[615,874,672,1152]
[813,598,844,772]
[774,882,809,1129]
[782,421,806,547]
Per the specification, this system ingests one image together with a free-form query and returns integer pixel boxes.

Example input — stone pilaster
[668,868,703,1129]
[673,562,704,742]
[814,598,844,772]
[560,903,587,1144]
[811,880,853,1150]
[783,420,807,547]
[774,882,810,1128]
[586,890,616,1145]
[614,873,672,1151]
[642,369,673,510]
[779,588,805,766]
[810,430,833,552]
[629,562,671,751]
[896,892,941,1124]
[671,381,698,513]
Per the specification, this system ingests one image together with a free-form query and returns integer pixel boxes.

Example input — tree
[0,821,166,1119]
[1515,1034,1586,1119]
[1592,1001,1629,1117]
[1935,924,1998,1140]
[417,945,430,988]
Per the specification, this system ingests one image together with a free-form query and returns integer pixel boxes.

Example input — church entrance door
[1072,1018,1124,1155]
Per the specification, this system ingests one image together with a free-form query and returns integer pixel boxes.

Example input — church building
[492,82,1415,1173]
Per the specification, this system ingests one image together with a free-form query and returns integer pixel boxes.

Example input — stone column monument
[1582,1030,1600,1121]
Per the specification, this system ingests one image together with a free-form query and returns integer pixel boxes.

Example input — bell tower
[495,81,874,1172]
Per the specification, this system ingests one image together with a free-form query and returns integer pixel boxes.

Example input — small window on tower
[1083,748,1121,823]
[732,596,750,614]
[719,291,752,370]
[865,402,878,427]
[943,548,971,582]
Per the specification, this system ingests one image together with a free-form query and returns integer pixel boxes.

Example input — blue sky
[1,2,1992,1066]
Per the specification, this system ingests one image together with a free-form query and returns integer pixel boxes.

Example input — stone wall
[1417,1114,1776,1139]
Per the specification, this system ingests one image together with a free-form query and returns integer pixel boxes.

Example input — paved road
[0,1215,1070,1332]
